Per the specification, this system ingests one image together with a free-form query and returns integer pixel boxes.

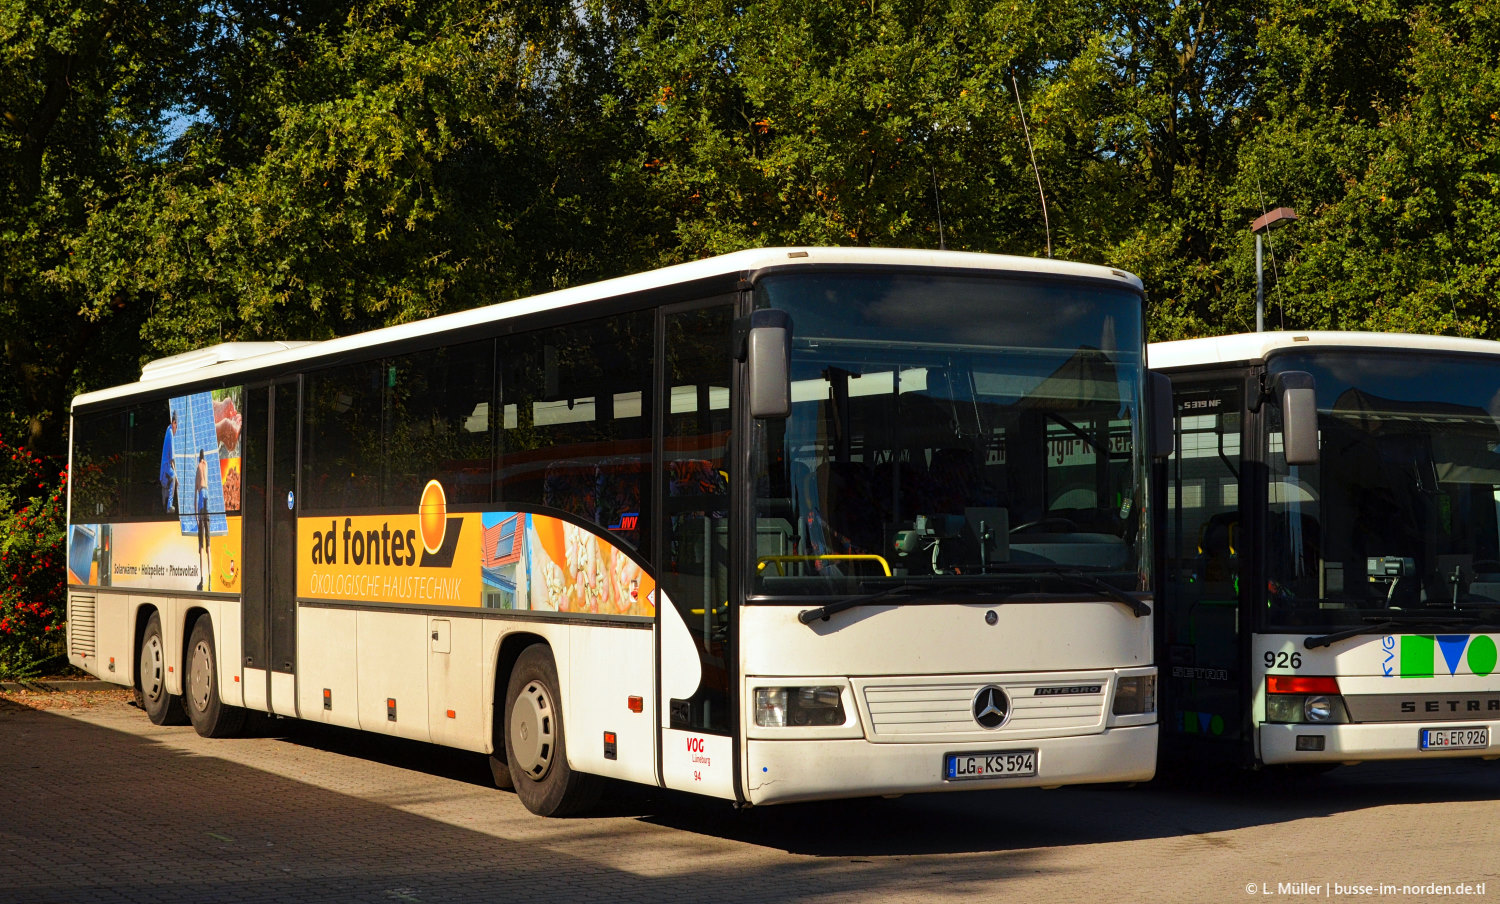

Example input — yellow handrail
[757,554,893,577]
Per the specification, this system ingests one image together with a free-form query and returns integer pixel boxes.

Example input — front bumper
[744,723,1156,805]
[1260,722,1500,765]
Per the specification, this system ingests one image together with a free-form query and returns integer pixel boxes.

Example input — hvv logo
[1383,634,1498,678]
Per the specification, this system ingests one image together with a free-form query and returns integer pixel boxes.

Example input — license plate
[944,750,1038,781]
[1420,727,1489,751]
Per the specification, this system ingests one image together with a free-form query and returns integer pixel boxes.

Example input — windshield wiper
[797,579,1001,625]
[1304,614,1482,650]
[796,571,1150,625]
[1006,568,1151,618]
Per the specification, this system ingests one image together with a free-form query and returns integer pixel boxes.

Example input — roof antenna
[931,166,946,250]
[1011,70,1052,259]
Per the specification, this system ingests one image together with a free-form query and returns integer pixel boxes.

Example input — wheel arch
[490,630,549,757]
[130,602,162,694]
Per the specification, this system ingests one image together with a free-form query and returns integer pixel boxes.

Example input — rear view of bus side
[64,247,1163,817]
[1153,331,1500,769]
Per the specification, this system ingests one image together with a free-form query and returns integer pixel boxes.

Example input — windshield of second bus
[750,269,1148,598]
[1266,350,1500,629]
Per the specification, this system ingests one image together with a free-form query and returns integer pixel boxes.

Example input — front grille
[860,677,1108,742]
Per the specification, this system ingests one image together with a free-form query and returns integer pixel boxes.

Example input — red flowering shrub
[0,432,67,679]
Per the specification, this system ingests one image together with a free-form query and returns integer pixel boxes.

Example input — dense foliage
[4,0,1500,669]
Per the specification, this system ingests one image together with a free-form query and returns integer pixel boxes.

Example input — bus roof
[1149,330,1500,371]
[74,246,1141,409]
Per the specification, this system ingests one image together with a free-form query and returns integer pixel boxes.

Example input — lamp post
[1251,206,1298,332]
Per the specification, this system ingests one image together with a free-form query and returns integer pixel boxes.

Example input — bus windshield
[750,269,1148,597]
[1266,350,1500,629]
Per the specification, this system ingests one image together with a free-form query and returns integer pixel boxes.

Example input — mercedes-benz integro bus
[1152,331,1500,768]
[66,248,1165,816]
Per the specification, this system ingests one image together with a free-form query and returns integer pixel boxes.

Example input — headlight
[754,686,846,727]
[1265,676,1350,724]
[1113,675,1157,715]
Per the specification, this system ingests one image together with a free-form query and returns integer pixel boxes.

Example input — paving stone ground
[1,690,1497,903]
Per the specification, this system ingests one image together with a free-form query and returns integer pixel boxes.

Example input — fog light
[1296,735,1326,751]
[1113,675,1157,715]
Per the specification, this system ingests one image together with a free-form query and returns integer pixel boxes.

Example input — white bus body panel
[741,599,1152,676]
[1254,632,1500,764]
[213,599,244,708]
[297,606,360,728]
[428,616,486,752]
[66,592,134,686]
[356,610,431,741]
[566,624,657,786]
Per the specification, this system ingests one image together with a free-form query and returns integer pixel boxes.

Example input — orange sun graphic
[419,480,447,554]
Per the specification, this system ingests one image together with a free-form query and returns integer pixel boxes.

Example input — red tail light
[1267,675,1340,695]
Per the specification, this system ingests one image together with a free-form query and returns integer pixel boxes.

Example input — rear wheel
[184,617,247,738]
[504,645,601,816]
[135,612,187,726]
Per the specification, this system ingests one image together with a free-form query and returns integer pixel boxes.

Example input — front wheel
[504,645,601,816]
[184,617,247,738]
[135,612,187,726]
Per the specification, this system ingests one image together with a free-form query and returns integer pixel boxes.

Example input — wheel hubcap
[509,680,555,781]
[142,635,164,702]
[189,640,213,712]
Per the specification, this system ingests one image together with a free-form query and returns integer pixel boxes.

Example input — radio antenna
[1010,71,1052,259]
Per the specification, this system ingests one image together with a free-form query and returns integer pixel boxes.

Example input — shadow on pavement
[262,705,1500,857]
[5,693,1499,903]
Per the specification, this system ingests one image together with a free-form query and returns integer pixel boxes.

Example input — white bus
[66,247,1163,816]
[1153,331,1500,768]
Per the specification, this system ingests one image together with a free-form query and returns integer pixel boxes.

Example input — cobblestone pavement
[2,690,1498,903]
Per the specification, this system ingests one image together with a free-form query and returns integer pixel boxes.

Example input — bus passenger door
[657,300,737,799]
[242,379,300,716]
[1161,380,1247,760]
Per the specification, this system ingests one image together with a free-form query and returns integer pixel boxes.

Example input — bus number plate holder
[944,749,1037,781]
[1420,727,1488,750]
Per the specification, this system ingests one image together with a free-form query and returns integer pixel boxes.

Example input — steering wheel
[1009,516,1078,535]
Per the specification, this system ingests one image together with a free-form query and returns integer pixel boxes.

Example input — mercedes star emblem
[972,685,1010,729]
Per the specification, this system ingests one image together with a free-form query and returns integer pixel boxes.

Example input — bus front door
[241,379,300,716]
[1162,381,1248,761]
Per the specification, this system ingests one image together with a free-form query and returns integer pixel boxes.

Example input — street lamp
[1251,206,1298,332]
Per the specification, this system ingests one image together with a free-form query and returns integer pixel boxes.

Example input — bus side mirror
[1149,371,1174,459]
[746,310,791,419]
[1275,371,1319,466]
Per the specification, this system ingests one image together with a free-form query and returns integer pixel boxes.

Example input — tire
[135,612,187,726]
[504,645,601,816]
[489,753,515,791]
[184,617,247,738]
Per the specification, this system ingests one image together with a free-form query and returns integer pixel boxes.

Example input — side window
[72,409,130,521]
[303,360,384,510]
[498,311,654,549]
[124,405,171,517]
[384,341,494,506]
